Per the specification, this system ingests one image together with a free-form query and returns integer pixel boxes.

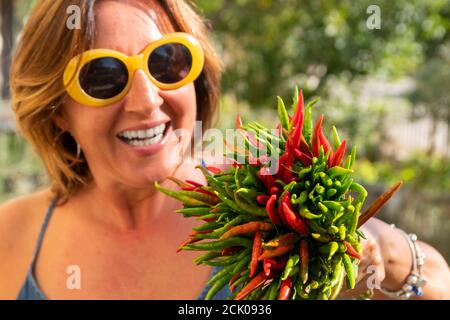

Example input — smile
[117,122,168,147]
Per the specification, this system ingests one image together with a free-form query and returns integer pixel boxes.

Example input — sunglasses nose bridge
[128,54,146,75]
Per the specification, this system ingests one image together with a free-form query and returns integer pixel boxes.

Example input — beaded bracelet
[378,224,427,300]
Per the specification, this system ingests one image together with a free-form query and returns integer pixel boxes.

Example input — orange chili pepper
[250,230,263,277]
[235,270,268,300]
[258,244,293,261]
[219,221,273,240]
[343,240,361,260]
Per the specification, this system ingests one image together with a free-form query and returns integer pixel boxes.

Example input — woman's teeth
[118,123,166,146]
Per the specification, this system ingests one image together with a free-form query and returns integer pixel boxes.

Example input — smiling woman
[0,0,228,300]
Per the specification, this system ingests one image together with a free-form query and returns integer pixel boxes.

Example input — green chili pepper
[213,191,241,213]
[183,237,252,251]
[297,166,312,179]
[175,207,211,216]
[329,259,343,288]
[291,191,308,204]
[277,96,290,131]
[339,225,347,240]
[282,255,300,280]
[194,251,222,265]
[321,200,342,211]
[343,253,356,289]
[193,221,222,232]
[299,206,322,219]
[317,202,328,213]
[234,192,267,217]
[206,249,250,286]
[303,97,319,145]
[326,188,337,199]
[205,273,233,300]
[309,220,327,234]
[331,125,341,151]
[327,225,339,234]
[329,265,345,300]
[232,254,252,274]
[267,279,281,300]
[328,166,353,178]
[215,175,235,183]
[311,233,332,243]
[319,242,339,260]
[154,182,210,206]
[319,172,333,187]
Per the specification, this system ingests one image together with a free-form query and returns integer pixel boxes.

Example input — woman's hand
[339,221,386,298]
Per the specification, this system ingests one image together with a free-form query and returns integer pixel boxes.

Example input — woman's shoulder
[0,188,54,299]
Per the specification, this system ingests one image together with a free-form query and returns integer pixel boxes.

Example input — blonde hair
[10,0,223,202]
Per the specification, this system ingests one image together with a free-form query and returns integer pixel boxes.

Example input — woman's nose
[123,69,164,115]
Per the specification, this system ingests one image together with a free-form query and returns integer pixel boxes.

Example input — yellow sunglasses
[63,32,204,107]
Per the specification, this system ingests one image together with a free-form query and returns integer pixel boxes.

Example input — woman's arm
[342,218,450,299]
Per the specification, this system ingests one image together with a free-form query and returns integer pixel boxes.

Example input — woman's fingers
[340,227,386,298]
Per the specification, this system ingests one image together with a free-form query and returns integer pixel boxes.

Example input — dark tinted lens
[148,43,192,84]
[79,57,128,99]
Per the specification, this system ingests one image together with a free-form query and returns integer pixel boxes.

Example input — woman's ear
[54,111,70,132]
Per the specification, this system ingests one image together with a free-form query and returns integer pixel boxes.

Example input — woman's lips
[117,121,172,156]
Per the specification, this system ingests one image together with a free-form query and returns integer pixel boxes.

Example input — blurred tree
[409,44,450,156]
[195,0,450,108]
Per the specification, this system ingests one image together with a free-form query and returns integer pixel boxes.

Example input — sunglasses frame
[63,32,204,107]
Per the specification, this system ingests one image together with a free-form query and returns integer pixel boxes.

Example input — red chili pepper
[299,240,309,284]
[331,140,347,167]
[282,202,308,236]
[344,241,362,260]
[258,167,276,190]
[278,277,293,300]
[300,135,313,157]
[312,114,324,157]
[293,148,312,167]
[263,259,273,277]
[250,230,263,277]
[289,90,304,150]
[235,271,268,300]
[235,114,243,129]
[232,162,243,169]
[282,157,294,182]
[270,186,280,195]
[181,186,197,191]
[256,195,270,206]
[263,257,288,276]
[277,192,291,225]
[206,166,222,174]
[186,180,204,187]
[265,194,280,225]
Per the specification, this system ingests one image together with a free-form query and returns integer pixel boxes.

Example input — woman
[0,0,449,300]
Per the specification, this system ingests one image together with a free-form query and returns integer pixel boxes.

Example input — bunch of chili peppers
[155,88,402,300]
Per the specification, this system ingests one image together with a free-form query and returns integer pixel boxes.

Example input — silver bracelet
[379,224,426,300]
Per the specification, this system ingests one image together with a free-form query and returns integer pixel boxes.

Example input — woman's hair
[10,0,223,202]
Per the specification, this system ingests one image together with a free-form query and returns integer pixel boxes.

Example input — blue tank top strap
[29,196,59,265]
[17,195,59,300]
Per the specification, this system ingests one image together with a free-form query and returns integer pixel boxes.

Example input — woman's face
[56,0,197,189]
